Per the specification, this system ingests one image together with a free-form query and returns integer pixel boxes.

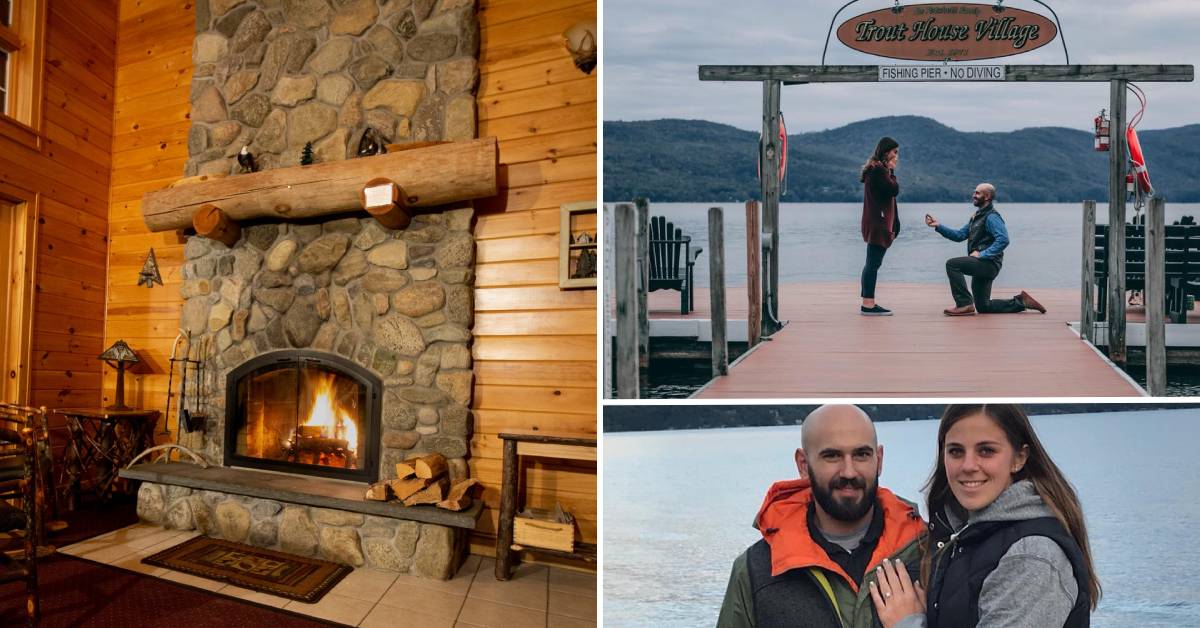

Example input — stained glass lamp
[99,340,140,411]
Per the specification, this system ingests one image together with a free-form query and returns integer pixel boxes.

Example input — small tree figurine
[300,141,314,165]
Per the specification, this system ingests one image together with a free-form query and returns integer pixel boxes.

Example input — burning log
[437,478,481,511]
[405,477,450,506]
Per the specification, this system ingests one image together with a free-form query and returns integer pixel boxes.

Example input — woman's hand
[868,558,925,628]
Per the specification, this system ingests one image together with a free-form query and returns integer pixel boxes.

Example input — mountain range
[603,116,1200,203]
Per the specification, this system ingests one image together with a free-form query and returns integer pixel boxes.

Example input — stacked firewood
[363,453,481,511]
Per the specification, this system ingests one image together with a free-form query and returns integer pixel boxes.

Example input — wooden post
[361,178,413,229]
[1107,79,1128,365]
[760,80,783,335]
[192,204,241,246]
[746,200,762,346]
[709,207,728,376]
[1081,201,1097,343]
[614,203,640,398]
[634,198,650,391]
[1146,196,1167,396]
[494,437,519,580]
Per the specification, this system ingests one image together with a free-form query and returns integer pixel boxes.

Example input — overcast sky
[602,0,1200,133]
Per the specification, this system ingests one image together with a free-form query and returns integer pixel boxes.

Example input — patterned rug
[142,536,352,603]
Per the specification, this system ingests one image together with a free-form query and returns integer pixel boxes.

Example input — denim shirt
[935,210,1009,261]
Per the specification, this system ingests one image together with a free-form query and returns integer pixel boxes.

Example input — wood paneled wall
[0,2,116,420]
[105,0,597,562]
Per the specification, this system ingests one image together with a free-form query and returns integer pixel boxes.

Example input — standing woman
[869,404,1100,628]
[860,137,901,316]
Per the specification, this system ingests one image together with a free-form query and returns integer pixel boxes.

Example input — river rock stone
[164,498,195,530]
[367,240,408,269]
[444,94,475,141]
[224,70,259,105]
[349,55,391,90]
[314,127,350,162]
[392,282,444,317]
[192,83,227,123]
[408,33,458,62]
[249,518,279,546]
[265,239,297,271]
[137,484,165,523]
[362,80,426,118]
[366,24,403,61]
[363,538,407,571]
[209,301,234,332]
[332,247,369,284]
[261,32,317,90]
[382,429,421,449]
[331,0,379,36]
[194,33,229,66]
[307,36,355,75]
[396,10,418,39]
[284,0,333,29]
[436,369,472,405]
[318,74,354,106]
[214,3,255,37]
[297,234,350,273]
[445,284,471,326]
[361,269,408,293]
[441,403,469,437]
[256,286,296,312]
[284,298,321,346]
[320,527,364,566]
[211,120,242,146]
[374,313,426,356]
[437,58,476,94]
[287,102,338,146]
[215,501,252,542]
[231,93,271,127]
[272,75,317,106]
[412,524,456,579]
[231,10,271,53]
[423,323,469,344]
[439,343,470,369]
[435,231,473,268]
[313,509,365,527]
[280,507,319,555]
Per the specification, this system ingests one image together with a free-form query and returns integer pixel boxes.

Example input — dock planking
[647,282,1144,398]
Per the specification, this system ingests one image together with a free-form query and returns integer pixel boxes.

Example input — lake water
[602,408,1200,627]
[639,202,1200,289]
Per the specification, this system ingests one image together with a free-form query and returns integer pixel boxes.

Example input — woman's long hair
[919,404,1101,609]
[861,136,899,181]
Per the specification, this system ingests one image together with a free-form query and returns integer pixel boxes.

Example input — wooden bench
[1094,223,1200,323]
[649,215,703,314]
[494,431,596,580]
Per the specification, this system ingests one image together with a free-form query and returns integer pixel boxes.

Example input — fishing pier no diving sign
[836,3,1058,62]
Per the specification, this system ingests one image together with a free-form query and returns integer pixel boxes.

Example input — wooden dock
[648,282,1145,398]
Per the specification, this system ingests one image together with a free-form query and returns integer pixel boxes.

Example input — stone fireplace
[123,0,488,579]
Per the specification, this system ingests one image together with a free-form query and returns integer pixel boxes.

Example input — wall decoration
[138,248,163,287]
[559,201,597,289]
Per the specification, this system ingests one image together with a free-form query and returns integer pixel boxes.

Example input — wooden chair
[1095,223,1200,323]
[648,215,704,314]
[0,402,52,627]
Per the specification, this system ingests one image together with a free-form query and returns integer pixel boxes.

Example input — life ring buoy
[1127,126,1153,196]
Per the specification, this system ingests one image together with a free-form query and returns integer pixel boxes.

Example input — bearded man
[717,405,926,628]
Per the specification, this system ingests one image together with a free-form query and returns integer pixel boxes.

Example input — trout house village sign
[836,3,1058,62]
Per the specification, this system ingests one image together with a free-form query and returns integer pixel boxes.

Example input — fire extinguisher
[1094,108,1110,151]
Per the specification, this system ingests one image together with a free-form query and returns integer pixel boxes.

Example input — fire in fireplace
[225,351,381,483]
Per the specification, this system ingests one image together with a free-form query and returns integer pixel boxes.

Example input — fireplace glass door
[226,351,380,483]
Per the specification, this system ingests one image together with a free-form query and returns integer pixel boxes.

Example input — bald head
[801,404,877,453]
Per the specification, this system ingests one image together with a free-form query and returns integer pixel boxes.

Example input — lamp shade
[99,339,140,365]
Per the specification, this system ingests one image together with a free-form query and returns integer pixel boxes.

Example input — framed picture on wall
[559,201,597,289]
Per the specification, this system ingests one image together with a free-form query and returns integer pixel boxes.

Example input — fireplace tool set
[127,329,211,469]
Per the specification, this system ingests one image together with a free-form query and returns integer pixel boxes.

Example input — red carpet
[0,553,347,627]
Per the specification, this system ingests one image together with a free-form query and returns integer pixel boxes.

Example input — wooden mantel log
[192,204,242,246]
[141,137,498,232]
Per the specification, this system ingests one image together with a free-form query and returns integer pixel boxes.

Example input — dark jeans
[861,244,888,299]
[945,256,1026,313]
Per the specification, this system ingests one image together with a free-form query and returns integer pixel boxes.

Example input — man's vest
[966,204,1004,266]
[926,517,1090,628]
[746,538,867,628]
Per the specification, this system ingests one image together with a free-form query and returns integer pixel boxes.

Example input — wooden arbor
[699,64,1193,369]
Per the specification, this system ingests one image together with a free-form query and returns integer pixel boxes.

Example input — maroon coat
[861,162,900,248]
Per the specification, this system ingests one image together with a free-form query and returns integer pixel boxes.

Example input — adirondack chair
[648,216,703,314]
[1094,222,1200,323]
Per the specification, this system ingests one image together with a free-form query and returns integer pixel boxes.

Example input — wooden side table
[54,408,160,510]
[495,431,597,580]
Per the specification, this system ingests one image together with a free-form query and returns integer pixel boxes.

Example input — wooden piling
[1081,200,1097,343]
[1107,79,1128,365]
[709,207,728,376]
[760,80,782,335]
[1146,196,1166,395]
[615,203,640,398]
[635,198,650,391]
[746,200,762,346]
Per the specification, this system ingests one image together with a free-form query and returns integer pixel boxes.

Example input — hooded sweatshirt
[895,480,1083,628]
[717,477,925,628]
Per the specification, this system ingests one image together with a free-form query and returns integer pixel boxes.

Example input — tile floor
[58,522,596,627]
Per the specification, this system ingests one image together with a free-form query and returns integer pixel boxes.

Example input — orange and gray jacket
[717,478,926,628]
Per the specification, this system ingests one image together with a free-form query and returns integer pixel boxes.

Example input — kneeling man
[717,405,925,628]
[926,183,1046,316]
